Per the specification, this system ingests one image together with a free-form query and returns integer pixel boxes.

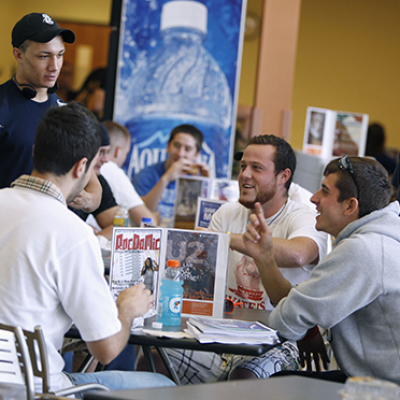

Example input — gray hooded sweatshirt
[269,201,400,384]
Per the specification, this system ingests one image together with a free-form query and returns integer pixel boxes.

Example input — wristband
[303,325,319,340]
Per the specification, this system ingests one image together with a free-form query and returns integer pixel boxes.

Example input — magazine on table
[173,176,211,230]
[195,197,226,228]
[209,178,239,202]
[302,106,369,158]
[173,176,238,230]
[187,316,280,345]
[109,227,230,321]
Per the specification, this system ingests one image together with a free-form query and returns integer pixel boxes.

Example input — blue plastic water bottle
[157,260,184,326]
[140,217,153,227]
[123,0,232,180]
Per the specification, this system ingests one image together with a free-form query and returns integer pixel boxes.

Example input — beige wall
[0,0,111,83]
[237,0,264,107]
[291,0,400,152]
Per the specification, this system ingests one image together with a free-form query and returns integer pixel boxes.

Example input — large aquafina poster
[113,0,246,179]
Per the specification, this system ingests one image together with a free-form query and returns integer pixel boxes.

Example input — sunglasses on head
[338,156,359,199]
[224,298,243,314]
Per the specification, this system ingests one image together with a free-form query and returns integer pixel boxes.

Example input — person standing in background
[0,12,102,213]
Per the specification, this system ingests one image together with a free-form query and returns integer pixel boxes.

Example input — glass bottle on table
[157,260,184,326]
[113,205,129,227]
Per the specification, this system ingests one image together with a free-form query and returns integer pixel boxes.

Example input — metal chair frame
[0,323,110,399]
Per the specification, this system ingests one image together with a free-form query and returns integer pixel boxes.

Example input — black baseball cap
[99,123,110,147]
[12,13,75,48]
[234,151,244,161]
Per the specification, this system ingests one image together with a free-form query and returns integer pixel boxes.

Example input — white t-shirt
[0,186,121,392]
[100,161,143,210]
[209,200,328,311]
[288,182,315,210]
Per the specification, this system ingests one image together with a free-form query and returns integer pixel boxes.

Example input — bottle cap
[152,321,163,330]
[160,1,207,34]
[166,259,180,268]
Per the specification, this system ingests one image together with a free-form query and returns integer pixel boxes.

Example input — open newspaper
[187,316,280,345]
[109,227,230,321]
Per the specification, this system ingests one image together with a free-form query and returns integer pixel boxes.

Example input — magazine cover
[173,176,211,230]
[302,107,336,158]
[166,229,229,318]
[195,197,225,228]
[109,228,163,318]
[110,227,230,319]
[303,106,369,158]
[210,178,239,202]
[333,112,369,157]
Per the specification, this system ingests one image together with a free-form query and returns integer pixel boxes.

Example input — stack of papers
[186,316,280,345]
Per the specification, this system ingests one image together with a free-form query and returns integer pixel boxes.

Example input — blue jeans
[64,370,174,399]
[103,345,136,371]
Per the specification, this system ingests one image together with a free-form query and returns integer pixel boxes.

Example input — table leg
[155,347,181,386]
[142,345,156,372]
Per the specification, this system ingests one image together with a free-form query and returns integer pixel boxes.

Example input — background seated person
[71,122,119,240]
[365,122,397,175]
[133,124,209,227]
[99,120,155,226]
[137,135,328,383]
[244,156,400,385]
[0,102,174,395]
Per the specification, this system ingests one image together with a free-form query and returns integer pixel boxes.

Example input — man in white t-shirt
[100,120,154,226]
[0,102,173,395]
[137,134,328,384]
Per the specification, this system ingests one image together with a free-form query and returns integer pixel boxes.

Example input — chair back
[24,326,51,394]
[0,323,35,400]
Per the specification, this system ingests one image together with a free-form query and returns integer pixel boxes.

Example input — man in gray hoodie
[244,156,400,384]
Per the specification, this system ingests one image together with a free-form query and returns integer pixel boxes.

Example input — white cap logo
[42,14,54,25]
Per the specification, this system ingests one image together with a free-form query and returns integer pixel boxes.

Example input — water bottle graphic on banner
[124,0,232,180]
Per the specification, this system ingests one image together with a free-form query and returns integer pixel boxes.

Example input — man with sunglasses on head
[137,135,328,383]
[244,156,400,384]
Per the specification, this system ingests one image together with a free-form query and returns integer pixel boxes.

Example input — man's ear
[13,47,23,62]
[279,168,292,186]
[114,146,121,159]
[73,158,88,179]
[344,197,359,217]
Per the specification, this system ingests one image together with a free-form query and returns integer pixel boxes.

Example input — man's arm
[86,284,153,365]
[242,202,291,304]
[68,170,102,212]
[230,233,319,268]
[95,205,119,240]
[128,204,155,226]
[141,159,198,211]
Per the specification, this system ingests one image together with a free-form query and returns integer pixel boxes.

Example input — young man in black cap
[0,13,101,212]
[0,13,74,189]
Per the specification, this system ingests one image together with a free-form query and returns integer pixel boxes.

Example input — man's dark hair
[324,157,392,218]
[33,102,101,176]
[247,134,297,190]
[168,124,203,153]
